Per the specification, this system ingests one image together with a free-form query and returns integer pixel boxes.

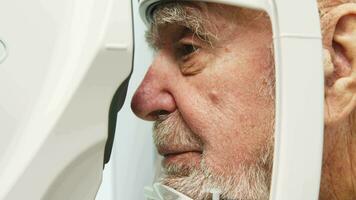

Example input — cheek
[197,46,275,172]
[202,96,274,173]
[173,34,275,172]
[203,131,271,174]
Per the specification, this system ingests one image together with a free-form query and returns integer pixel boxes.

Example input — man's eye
[179,44,200,58]
[183,44,197,54]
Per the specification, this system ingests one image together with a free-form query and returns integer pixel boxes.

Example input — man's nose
[131,66,177,121]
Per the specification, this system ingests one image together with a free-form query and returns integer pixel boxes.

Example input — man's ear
[324,12,356,125]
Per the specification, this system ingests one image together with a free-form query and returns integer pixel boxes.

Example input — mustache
[153,111,202,152]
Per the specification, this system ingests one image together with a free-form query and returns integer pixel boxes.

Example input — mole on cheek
[224,47,231,53]
[209,90,221,104]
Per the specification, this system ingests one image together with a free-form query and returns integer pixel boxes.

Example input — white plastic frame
[0,0,133,199]
[0,39,7,64]
[139,0,324,200]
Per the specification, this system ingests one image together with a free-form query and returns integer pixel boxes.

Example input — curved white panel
[0,0,133,199]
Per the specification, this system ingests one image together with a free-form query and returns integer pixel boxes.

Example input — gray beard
[160,150,273,200]
[153,111,274,200]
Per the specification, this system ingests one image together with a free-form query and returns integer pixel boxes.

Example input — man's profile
[131,0,356,199]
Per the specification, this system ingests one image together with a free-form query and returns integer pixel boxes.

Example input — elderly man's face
[131,3,275,199]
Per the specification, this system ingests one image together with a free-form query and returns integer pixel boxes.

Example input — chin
[160,152,273,200]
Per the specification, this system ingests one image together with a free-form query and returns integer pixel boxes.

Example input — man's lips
[163,150,202,157]
[157,146,202,157]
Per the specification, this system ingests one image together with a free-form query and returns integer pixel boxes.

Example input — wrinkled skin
[131,1,356,200]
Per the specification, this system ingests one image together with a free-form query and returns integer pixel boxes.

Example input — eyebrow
[145,3,218,50]
[145,28,159,50]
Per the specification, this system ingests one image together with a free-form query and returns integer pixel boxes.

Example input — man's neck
[319,116,356,200]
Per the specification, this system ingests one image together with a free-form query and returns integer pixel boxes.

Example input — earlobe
[324,13,356,125]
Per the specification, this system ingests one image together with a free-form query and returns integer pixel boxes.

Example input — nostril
[149,110,171,120]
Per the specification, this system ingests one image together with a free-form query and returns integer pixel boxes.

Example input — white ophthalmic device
[0,0,323,199]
